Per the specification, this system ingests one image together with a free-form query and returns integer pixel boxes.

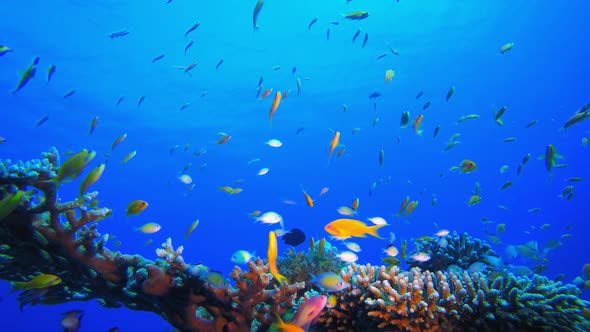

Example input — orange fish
[267,231,288,284]
[460,159,477,173]
[260,88,273,100]
[216,132,231,144]
[351,197,360,211]
[413,115,424,135]
[324,218,386,240]
[328,131,341,162]
[301,185,313,207]
[269,91,282,125]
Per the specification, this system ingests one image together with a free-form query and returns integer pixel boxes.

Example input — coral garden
[0,149,588,331]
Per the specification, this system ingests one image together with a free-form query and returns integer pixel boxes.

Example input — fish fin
[368,224,387,239]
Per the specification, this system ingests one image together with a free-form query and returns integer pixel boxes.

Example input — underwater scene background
[1,0,589,331]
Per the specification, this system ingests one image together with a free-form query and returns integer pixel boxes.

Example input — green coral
[277,237,346,288]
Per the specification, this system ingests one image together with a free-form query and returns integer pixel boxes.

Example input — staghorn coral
[407,232,499,271]
[315,263,590,332]
[0,149,304,331]
[277,237,346,288]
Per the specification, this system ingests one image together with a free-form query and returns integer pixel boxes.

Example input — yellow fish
[135,222,161,234]
[121,150,137,165]
[185,219,200,239]
[53,149,96,185]
[11,274,61,292]
[500,42,514,54]
[324,219,385,240]
[385,69,395,82]
[79,163,105,197]
[405,201,418,216]
[126,200,148,217]
[0,191,24,221]
[267,231,288,284]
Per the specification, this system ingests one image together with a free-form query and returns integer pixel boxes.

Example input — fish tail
[368,224,387,239]
[10,281,26,293]
[495,119,504,126]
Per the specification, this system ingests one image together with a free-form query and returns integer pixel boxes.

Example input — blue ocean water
[1,0,589,330]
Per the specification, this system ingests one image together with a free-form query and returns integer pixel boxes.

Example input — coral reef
[0,149,304,331]
[277,237,346,289]
[1,150,589,332]
[407,232,499,272]
[316,263,590,332]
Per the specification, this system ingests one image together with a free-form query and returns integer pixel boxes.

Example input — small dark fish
[566,177,583,182]
[416,91,424,99]
[433,125,440,138]
[61,310,83,332]
[376,53,387,60]
[422,101,431,110]
[500,181,513,190]
[369,92,381,99]
[185,22,200,37]
[521,153,531,165]
[216,59,224,70]
[330,21,340,25]
[108,329,119,332]
[116,96,125,107]
[137,96,145,109]
[446,86,455,102]
[258,76,263,87]
[64,90,76,99]
[296,127,305,135]
[503,137,517,142]
[29,109,52,128]
[379,149,384,167]
[525,120,537,128]
[184,40,194,55]
[389,47,400,55]
[352,29,361,43]
[47,64,56,82]
[326,28,330,40]
[396,136,400,144]
[400,111,410,128]
[89,116,98,135]
[291,67,296,75]
[253,0,264,30]
[308,17,318,30]
[152,54,165,63]
[17,288,48,311]
[108,30,129,39]
[517,164,523,176]
[282,228,306,246]
[361,33,368,48]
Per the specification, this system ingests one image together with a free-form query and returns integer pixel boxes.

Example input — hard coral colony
[0,150,587,331]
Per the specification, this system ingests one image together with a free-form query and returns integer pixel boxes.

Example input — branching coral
[407,232,499,272]
[277,237,346,288]
[2,150,589,332]
[315,263,590,332]
[0,149,304,331]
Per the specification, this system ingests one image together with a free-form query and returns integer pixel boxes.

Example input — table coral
[315,263,590,331]
[407,232,499,272]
